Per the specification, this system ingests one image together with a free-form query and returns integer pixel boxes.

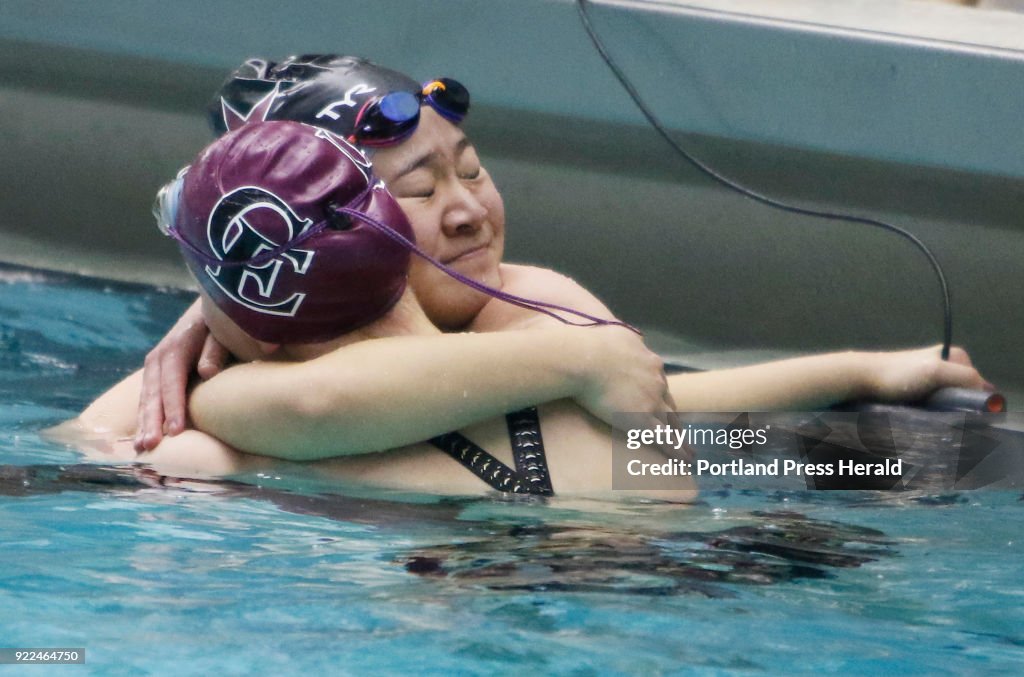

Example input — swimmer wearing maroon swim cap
[162,121,412,344]
[157,119,565,494]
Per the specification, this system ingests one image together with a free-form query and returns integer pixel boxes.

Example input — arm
[189,325,673,460]
[135,297,230,450]
[60,370,265,478]
[138,429,272,479]
[668,345,988,411]
[136,266,608,449]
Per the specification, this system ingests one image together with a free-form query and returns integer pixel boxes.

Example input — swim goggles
[348,78,470,147]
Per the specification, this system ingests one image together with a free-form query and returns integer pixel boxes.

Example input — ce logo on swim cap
[205,186,315,317]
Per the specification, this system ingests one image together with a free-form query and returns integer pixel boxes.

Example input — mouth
[442,243,490,265]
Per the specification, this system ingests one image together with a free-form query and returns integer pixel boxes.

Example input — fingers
[197,333,229,379]
[945,345,973,367]
[649,380,684,456]
[935,360,987,391]
[135,354,165,452]
[660,389,694,461]
[943,347,994,390]
[662,383,682,428]
[921,345,984,390]
[134,299,214,451]
[645,411,680,457]
[925,343,974,369]
[159,350,189,437]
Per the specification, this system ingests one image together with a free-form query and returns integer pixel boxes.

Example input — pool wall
[1,0,1021,393]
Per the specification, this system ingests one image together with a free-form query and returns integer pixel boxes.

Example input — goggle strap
[427,103,465,125]
[335,205,641,334]
[348,98,377,141]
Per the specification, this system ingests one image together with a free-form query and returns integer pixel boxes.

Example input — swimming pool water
[1,264,1022,676]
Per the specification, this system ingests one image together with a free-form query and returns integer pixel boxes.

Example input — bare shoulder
[47,369,266,477]
[41,370,149,462]
[76,370,144,438]
[470,264,615,331]
[500,264,596,298]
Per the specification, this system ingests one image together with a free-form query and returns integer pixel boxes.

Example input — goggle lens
[352,91,420,146]
[421,78,469,123]
[349,77,470,147]
[378,91,421,124]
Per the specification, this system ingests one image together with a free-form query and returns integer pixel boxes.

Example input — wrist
[530,326,591,398]
[844,350,877,401]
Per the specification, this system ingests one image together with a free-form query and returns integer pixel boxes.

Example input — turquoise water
[1,265,1022,676]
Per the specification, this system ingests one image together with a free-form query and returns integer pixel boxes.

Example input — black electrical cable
[575,0,953,360]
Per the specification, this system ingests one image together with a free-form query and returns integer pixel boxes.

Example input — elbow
[289,387,341,423]
[283,361,376,426]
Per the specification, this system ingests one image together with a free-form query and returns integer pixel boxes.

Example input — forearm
[669,345,988,411]
[139,429,273,479]
[668,351,870,411]
[189,329,593,460]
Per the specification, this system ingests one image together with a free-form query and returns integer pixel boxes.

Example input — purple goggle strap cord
[334,204,641,335]
[163,182,375,270]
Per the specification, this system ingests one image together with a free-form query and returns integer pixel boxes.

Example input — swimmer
[64,120,696,500]
[136,55,990,457]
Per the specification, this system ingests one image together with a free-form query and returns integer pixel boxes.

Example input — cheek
[398,202,442,255]
[482,182,504,232]
[407,257,478,329]
[482,185,506,250]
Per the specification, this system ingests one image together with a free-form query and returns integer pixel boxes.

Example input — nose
[440,181,488,237]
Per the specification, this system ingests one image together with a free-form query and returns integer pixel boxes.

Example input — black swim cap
[209,55,420,139]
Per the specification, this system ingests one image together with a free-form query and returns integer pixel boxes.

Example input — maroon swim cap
[170,120,413,343]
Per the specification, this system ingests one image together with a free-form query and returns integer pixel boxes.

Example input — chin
[414,258,504,329]
[427,283,491,330]
[461,252,501,284]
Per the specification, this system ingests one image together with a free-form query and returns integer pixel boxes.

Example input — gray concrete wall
[1,0,1021,394]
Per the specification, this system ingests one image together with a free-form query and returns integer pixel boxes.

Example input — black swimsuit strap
[429,407,553,496]
[429,430,539,495]
[506,406,553,495]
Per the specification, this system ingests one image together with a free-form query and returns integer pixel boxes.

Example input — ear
[256,341,282,356]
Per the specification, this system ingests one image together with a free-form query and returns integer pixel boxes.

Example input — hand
[861,345,993,402]
[134,299,229,451]
[573,326,678,432]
